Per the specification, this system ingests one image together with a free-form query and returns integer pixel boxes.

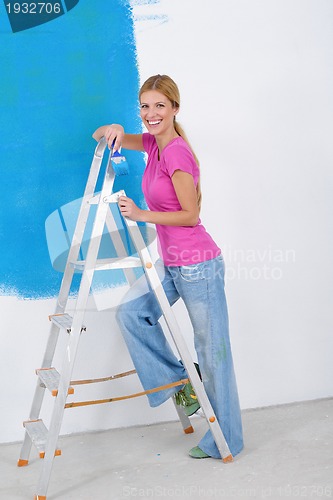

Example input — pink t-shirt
[142,133,221,266]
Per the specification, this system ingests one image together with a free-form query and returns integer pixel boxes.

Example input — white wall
[133,0,333,407]
[1,0,333,444]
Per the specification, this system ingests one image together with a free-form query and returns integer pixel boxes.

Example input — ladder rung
[23,420,61,459]
[71,256,142,271]
[36,368,74,397]
[49,313,86,333]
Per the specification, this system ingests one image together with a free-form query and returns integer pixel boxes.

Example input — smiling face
[140,90,179,140]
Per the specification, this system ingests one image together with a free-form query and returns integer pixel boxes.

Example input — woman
[93,74,243,459]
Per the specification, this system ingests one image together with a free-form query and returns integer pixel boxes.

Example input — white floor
[1,398,332,500]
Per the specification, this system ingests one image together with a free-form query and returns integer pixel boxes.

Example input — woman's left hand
[118,196,144,221]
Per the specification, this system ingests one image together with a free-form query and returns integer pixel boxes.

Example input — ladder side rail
[41,137,108,369]
[105,205,137,286]
[35,145,118,497]
[172,396,194,434]
[122,215,232,460]
[19,140,109,467]
[54,138,109,313]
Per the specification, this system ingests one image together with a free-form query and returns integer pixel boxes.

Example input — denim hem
[199,444,244,460]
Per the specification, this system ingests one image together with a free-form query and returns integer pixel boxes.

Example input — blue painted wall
[0,0,145,298]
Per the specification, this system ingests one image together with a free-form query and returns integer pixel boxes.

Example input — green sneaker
[175,363,201,416]
[189,446,210,459]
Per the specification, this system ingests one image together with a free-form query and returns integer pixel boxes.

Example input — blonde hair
[139,74,202,210]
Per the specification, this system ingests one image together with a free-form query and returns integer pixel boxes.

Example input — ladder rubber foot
[184,425,194,434]
[222,454,233,463]
[17,459,29,467]
[34,496,47,499]
[39,449,61,459]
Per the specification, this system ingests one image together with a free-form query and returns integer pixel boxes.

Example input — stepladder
[18,138,233,499]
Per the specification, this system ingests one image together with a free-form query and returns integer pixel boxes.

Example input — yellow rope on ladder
[64,378,189,409]
[70,369,137,386]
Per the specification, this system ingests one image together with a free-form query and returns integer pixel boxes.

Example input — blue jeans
[115,255,244,458]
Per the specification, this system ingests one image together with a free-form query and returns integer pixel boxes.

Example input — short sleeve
[161,140,199,181]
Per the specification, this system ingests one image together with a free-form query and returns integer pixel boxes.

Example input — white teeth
[148,120,161,125]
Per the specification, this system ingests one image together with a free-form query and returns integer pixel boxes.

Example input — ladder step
[36,367,74,397]
[71,256,143,271]
[23,420,61,459]
[49,313,86,333]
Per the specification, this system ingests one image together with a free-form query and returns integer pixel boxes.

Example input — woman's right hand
[104,124,124,151]
[92,123,124,151]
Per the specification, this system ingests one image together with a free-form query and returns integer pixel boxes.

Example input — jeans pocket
[179,263,205,282]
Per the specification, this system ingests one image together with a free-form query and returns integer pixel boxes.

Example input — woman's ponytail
[140,74,202,210]
[174,119,202,211]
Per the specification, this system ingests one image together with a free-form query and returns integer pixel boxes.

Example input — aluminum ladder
[18,138,233,499]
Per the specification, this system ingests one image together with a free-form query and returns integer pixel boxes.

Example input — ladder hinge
[103,190,125,204]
